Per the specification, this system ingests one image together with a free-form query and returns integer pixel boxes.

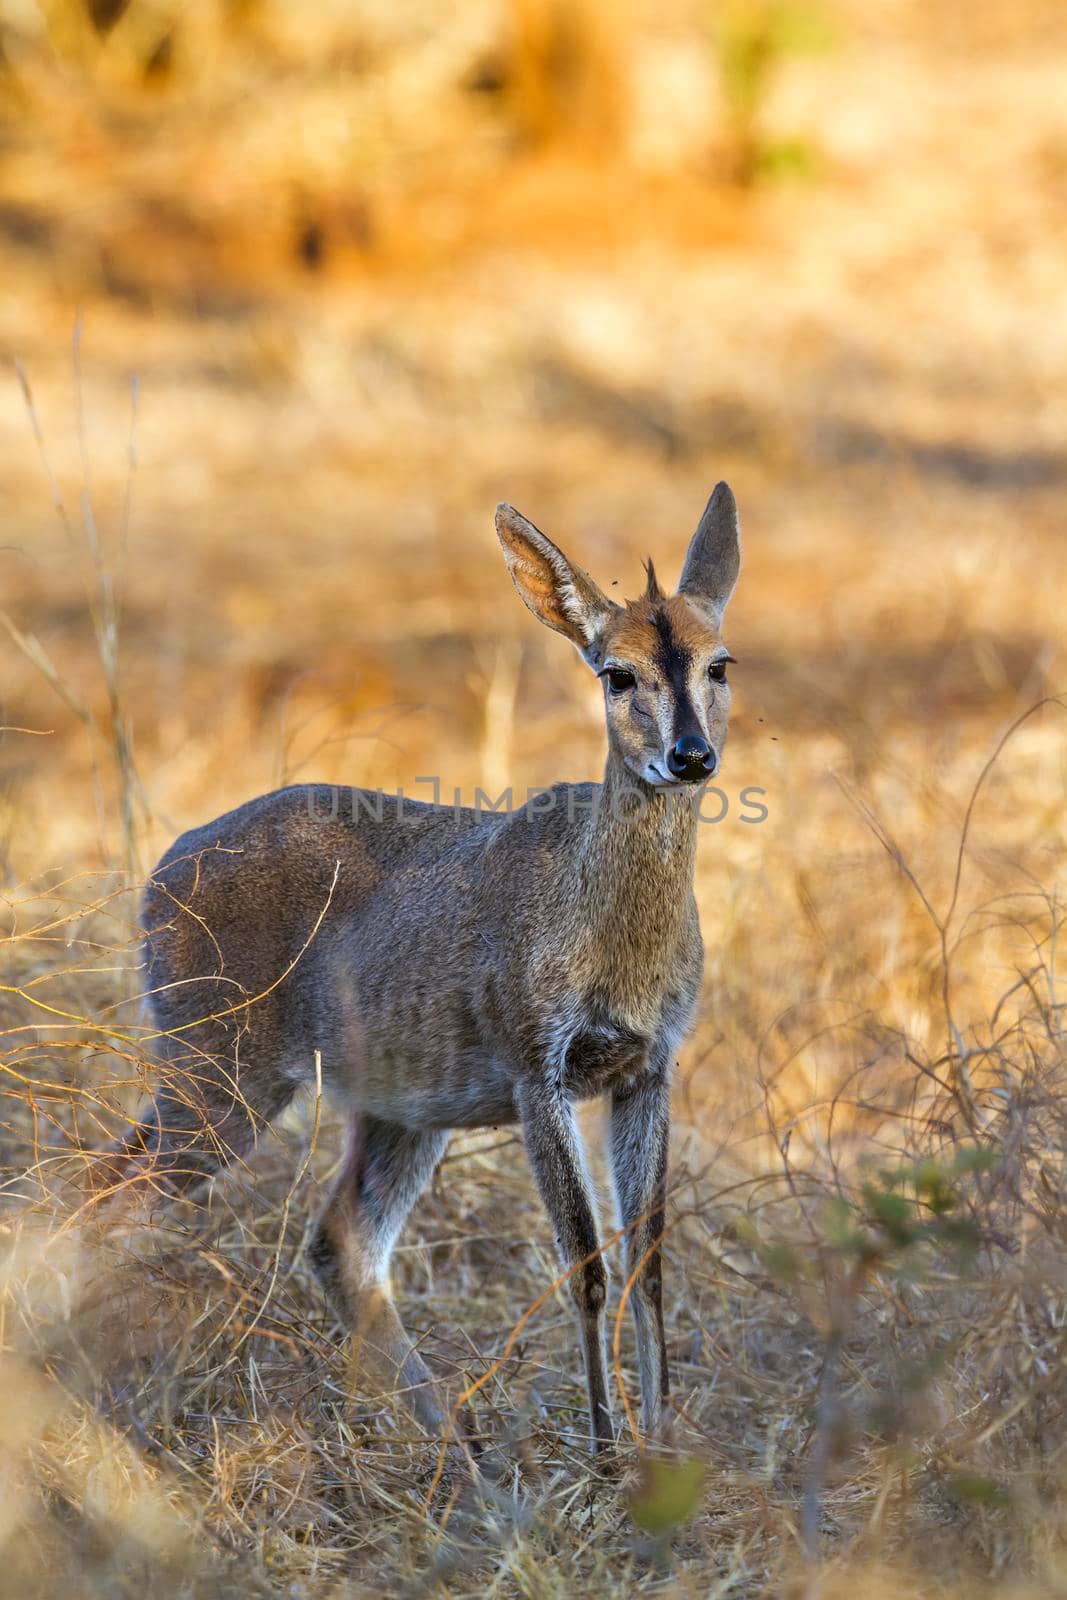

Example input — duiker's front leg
[610,1067,671,1436]
[516,1077,613,1452]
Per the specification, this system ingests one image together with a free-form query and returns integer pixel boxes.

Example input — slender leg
[309,1115,450,1436]
[516,1077,613,1452]
[610,1066,671,1436]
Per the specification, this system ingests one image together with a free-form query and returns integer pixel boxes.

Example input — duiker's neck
[566,749,700,1009]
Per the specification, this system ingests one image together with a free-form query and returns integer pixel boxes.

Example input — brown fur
[129,482,743,1453]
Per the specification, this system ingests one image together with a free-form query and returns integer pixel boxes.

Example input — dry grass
[2,0,1067,1594]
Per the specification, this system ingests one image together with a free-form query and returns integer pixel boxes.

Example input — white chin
[638,764,681,790]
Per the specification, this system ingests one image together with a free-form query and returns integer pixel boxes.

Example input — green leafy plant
[711,0,833,183]
[738,1143,999,1556]
[629,1455,706,1538]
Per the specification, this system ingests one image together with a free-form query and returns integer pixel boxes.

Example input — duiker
[130,484,741,1453]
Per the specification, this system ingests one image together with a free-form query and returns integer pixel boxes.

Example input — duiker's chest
[562,1012,652,1100]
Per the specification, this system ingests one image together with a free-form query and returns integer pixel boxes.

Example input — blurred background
[1,2,1066,1595]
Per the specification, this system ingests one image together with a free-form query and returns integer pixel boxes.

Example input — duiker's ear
[495,504,616,660]
[677,481,741,623]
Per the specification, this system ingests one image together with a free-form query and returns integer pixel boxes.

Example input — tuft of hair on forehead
[641,557,664,602]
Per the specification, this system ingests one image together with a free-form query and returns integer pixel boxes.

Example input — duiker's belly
[358,1046,518,1130]
[336,931,518,1127]
[352,990,518,1129]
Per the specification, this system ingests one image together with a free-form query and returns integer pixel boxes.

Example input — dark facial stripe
[650,608,699,741]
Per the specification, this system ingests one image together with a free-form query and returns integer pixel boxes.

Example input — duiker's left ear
[495,503,617,661]
[677,481,741,623]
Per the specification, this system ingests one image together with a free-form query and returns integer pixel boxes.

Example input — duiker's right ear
[495,504,617,661]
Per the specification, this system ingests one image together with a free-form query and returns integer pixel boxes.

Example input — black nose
[666,735,716,781]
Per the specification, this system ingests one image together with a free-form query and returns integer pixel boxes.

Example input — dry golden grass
[1,0,1067,1594]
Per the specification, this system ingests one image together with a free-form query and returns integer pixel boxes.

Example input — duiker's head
[496,483,741,790]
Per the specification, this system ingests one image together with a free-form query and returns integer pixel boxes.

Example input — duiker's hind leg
[60,1049,295,1350]
[98,1042,295,1215]
[310,1114,449,1435]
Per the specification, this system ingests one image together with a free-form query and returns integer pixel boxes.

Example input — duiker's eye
[709,655,735,683]
[606,667,637,694]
